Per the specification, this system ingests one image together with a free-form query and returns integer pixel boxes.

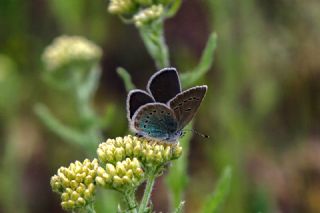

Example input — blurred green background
[1,0,320,212]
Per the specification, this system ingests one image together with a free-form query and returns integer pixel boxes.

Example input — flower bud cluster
[97,135,182,168]
[42,35,102,71]
[107,0,172,27]
[50,159,98,211]
[108,0,136,15]
[133,5,164,27]
[96,157,144,191]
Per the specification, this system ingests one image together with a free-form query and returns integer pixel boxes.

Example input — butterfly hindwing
[127,89,155,120]
[168,85,207,129]
[131,103,179,141]
[147,68,182,103]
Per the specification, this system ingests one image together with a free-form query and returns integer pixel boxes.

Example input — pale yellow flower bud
[50,159,98,211]
[133,5,164,27]
[106,164,116,176]
[95,157,145,191]
[108,0,135,15]
[172,145,183,159]
[42,35,102,71]
[95,176,106,186]
[97,135,182,170]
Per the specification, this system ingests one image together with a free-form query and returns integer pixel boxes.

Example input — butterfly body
[127,68,207,143]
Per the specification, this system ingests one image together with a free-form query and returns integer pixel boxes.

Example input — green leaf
[201,166,232,213]
[166,0,182,18]
[34,103,86,146]
[98,103,116,129]
[165,123,193,210]
[173,201,185,213]
[180,32,217,88]
[78,64,101,102]
[117,67,136,92]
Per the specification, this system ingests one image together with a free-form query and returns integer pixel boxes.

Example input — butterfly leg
[135,133,144,138]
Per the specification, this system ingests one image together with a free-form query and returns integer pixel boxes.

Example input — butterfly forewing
[169,85,207,129]
[147,68,182,103]
[127,89,154,120]
[131,103,179,140]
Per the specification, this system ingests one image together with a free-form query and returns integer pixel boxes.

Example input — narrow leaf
[166,0,182,18]
[201,166,232,213]
[173,201,185,213]
[180,32,217,88]
[117,67,136,92]
[34,103,85,146]
[166,123,193,210]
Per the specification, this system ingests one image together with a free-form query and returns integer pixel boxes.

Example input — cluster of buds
[133,5,164,27]
[51,136,183,211]
[50,159,99,211]
[107,0,173,27]
[42,35,102,71]
[96,157,144,191]
[97,135,182,168]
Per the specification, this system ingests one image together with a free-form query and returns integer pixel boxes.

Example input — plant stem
[71,66,102,154]
[125,192,138,213]
[138,172,156,213]
[86,203,96,213]
[139,21,169,69]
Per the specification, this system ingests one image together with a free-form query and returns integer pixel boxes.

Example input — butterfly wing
[168,85,207,129]
[127,89,155,121]
[131,103,179,141]
[147,68,182,103]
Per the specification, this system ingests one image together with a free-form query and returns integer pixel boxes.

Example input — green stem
[125,192,138,213]
[34,103,86,146]
[86,203,96,213]
[71,66,102,153]
[138,172,156,213]
[139,21,169,69]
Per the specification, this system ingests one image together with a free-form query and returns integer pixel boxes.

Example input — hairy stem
[139,21,169,69]
[125,191,138,213]
[86,203,96,213]
[138,172,156,213]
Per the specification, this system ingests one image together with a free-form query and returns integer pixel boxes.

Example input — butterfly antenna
[183,129,210,139]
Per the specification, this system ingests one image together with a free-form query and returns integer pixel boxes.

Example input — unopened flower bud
[50,159,98,211]
[133,5,164,27]
[42,35,102,72]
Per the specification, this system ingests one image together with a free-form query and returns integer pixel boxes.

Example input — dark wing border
[146,67,182,103]
[126,89,155,121]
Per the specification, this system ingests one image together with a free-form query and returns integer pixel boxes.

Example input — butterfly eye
[161,111,164,113]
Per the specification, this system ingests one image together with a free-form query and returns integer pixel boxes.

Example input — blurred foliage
[201,166,232,213]
[0,0,320,212]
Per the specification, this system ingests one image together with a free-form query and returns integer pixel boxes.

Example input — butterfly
[127,67,207,142]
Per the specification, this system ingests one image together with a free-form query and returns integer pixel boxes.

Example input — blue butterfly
[127,68,207,142]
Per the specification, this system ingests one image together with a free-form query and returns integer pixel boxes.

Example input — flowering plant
[51,136,182,212]
[38,0,232,212]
